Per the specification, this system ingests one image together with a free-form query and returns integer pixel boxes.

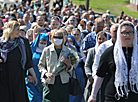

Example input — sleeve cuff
[67,65,74,73]
[41,70,47,79]
[90,94,96,100]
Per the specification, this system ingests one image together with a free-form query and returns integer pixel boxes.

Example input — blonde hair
[66,25,74,32]
[27,29,33,37]
[1,21,19,42]
[51,30,65,44]
[33,26,43,41]
[18,19,26,26]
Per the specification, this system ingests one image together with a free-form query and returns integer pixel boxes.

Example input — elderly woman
[88,21,138,102]
[83,31,107,102]
[0,21,37,102]
[26,33,50,102]
[38,30,75,102]
[65,16,77,28]
[68,34,85,102]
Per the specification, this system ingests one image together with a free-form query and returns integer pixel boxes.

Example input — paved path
[0,0,22,5]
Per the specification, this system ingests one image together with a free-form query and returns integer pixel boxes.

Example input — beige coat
[38,44,74,84]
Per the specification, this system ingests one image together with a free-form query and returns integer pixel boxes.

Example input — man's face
[37,16,45,27]
[120,25,134,47]
[89,16,94,21]
[19,30,26,37]
[83,13,89,20]
[23,14,30,23]
[110,25,118,42]
[95,21,104,34]
[103,15,110,23]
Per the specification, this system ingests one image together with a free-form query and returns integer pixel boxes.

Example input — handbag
[68,68,83,96]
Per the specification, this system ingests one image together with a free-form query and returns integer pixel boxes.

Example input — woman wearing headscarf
[26,29,33,45]
[88,21,138,102]
[38,30,75,102]
[26,33,50,102]
[68,34,85,102]
[83,31,107,102]
[65,16,77,28]
[0,21,37,102]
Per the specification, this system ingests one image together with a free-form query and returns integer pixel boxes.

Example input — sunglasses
[53,36,63,39]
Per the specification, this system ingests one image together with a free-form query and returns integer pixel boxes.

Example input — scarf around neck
[0,37,26,69]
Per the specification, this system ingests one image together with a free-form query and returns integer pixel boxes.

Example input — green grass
[117,6,138,18]
[71,0,138,19]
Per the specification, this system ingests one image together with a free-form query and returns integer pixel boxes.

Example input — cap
[20,26,28,32]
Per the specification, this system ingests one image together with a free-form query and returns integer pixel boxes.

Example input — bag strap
[68,68,77,78]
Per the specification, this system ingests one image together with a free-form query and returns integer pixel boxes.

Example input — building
[130,0,138,11]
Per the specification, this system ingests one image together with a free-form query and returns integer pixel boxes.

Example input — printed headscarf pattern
[114,21,138,100]
[31,33,50,53]
[0,37,26,69]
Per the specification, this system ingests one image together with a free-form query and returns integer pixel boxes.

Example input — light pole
[86,0,89,11]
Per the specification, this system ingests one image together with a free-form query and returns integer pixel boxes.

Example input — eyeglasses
[53,36,63,39]
[120,31,134,36]
[81,24,84,26]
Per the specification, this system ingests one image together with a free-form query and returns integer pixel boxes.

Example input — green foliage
[71,0,138,19]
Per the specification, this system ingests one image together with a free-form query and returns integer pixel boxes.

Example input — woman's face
[67,29,72,35]
[51,20,59,29]
[53,32,63,46]
[10,26,20,39]
[28,34,33,42]
[72,30,80,42]
[97,34,107,45]
[120,25,134,47]
[39,40,47,45]
[69,17,75,25]
[62,30,68,42]
[80,22,86,30]
[34,28,42,39]
[87,23,93,31]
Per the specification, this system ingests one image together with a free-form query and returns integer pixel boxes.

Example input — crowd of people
[0,0,138,102]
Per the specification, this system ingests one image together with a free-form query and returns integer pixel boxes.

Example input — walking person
[88,21,138,102]
[0,20,37,102]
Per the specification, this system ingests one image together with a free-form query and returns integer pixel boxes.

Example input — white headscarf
[65,16,77,26]
[95,31,107,52]
[114,21,138,100]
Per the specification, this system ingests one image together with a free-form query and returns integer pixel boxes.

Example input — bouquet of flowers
[40,50,79,90]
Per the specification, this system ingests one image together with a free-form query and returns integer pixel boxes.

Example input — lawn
[71,0,138,19]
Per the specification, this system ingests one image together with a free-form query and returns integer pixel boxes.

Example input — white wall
[130,0,138,5]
